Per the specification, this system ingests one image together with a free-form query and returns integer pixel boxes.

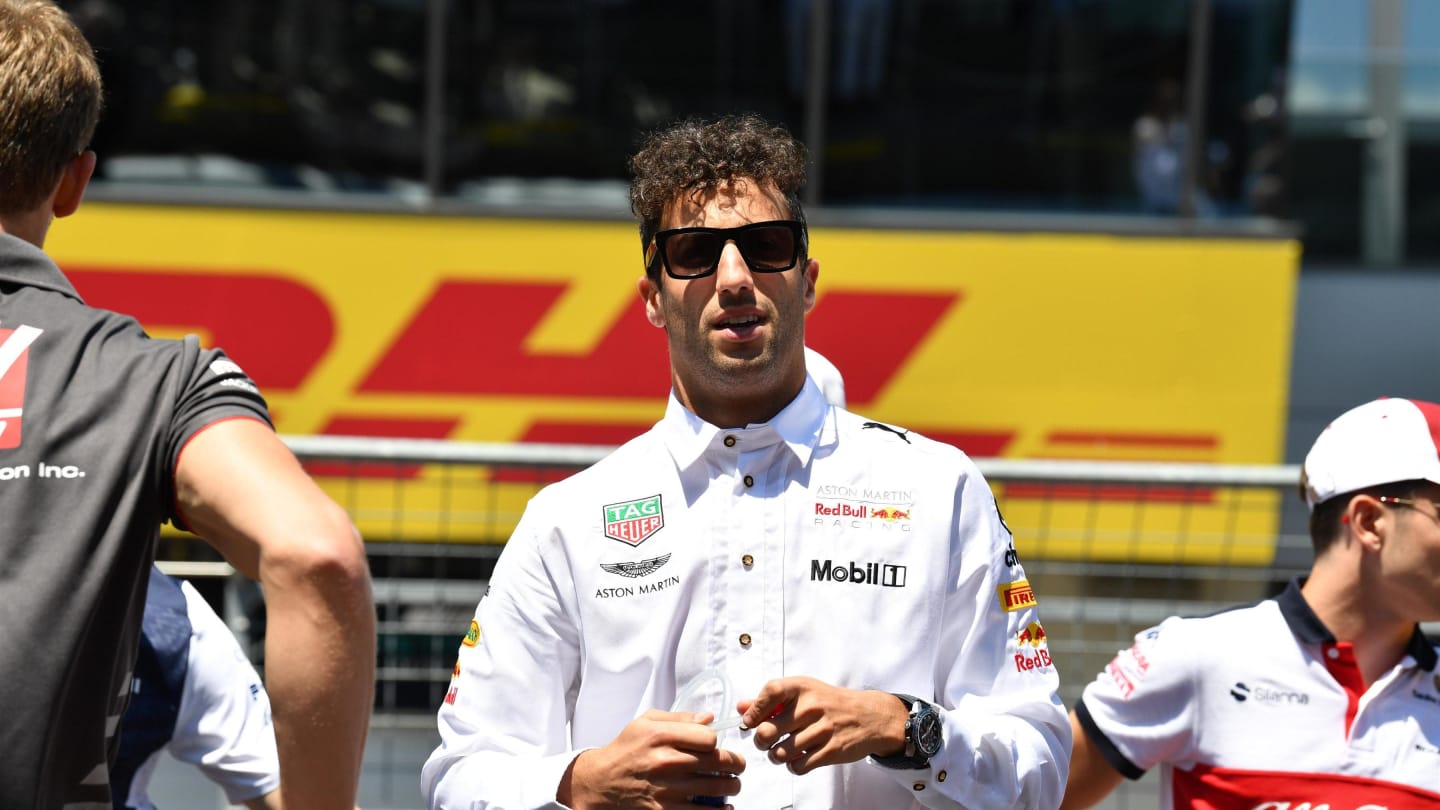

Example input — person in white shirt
[112,567,282,810]
[423,112,1069,810]
[803,345,846,409]
[1061,397,1440,809]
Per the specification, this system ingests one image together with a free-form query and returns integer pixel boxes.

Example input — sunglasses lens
[664,232,722,277]
[738,225,798,271]
[658,223,802,278]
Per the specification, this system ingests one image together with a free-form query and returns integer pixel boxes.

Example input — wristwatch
[873,693,943,769]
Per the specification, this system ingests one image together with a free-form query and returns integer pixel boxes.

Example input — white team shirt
[1077,579,1440,810]
[423,379,1069,809]
[803,346,847,409]
[123,581,280,809]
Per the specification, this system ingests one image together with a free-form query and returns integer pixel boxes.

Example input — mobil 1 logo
[810,559,907,587]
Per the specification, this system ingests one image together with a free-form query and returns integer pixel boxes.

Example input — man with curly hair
[424,113,1069,809]
[0,3,375,807]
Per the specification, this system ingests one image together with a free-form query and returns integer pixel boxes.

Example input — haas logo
[0,323,43,450]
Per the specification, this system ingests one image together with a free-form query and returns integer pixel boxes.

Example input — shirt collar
[1276,576,1437,671]
[658,375,835,473]
[0,232,85,302]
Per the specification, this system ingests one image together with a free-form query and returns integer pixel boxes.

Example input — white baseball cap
[1302,397,1440,509]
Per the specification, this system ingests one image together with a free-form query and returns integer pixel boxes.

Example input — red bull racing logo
[813,500,913,531]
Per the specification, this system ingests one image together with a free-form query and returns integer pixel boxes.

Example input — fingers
[739,678,800,731]
[763,720,841,775]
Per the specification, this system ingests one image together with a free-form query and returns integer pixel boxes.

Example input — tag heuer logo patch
[603,495,664,546]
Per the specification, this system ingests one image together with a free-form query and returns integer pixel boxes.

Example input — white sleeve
[421,501,585,810]
[1075,617,1199,777]
[874,457,1072,809]
[166,581,282,804]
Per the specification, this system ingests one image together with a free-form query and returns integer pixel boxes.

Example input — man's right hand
[557,710,746,810]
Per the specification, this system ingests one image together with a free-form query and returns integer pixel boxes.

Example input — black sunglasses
[645,220,806,280]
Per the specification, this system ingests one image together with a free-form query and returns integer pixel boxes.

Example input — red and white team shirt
[1076,579,1440,810]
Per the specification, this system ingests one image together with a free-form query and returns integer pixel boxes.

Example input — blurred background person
[1062,397,1440,809]
[113,566,283,810]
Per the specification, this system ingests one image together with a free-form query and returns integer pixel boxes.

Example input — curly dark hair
[628,113,809,278]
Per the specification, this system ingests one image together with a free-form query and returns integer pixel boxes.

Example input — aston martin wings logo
[600,554,672,579]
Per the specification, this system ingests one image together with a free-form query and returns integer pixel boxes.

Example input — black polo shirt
[0,233,271,808]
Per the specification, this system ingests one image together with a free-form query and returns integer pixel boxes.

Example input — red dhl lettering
[66,265,1227,509]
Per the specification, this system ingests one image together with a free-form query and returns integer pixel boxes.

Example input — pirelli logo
[997,579,1038,613]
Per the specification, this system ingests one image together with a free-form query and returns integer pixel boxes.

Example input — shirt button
[1327,647,1340,660]
[742,554,754,568]
[937,770,947,782]
[724,435,736,447]
[912,782,926,791]
[744,475,754,487]
[738,633,752,647]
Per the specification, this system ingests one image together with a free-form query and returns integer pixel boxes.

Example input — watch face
[914,708,943,758]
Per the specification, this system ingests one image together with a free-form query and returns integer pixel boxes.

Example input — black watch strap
[873,693,938,770]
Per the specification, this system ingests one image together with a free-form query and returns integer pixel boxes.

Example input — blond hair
[0,0,102,215]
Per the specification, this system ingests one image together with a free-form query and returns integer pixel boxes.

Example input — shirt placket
[720,434,778,699]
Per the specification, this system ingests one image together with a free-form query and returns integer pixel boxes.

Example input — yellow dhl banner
[47,203,1299,561]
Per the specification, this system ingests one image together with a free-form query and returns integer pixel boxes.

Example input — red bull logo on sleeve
[1017,622,1048,647]
[1014,620,1054,671]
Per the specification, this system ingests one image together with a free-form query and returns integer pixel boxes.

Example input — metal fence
[159,436,1320,810]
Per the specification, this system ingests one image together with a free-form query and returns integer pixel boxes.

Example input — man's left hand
[737,677,910,775]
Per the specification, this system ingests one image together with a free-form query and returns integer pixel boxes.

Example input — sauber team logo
[997,579,1038,612]
[0,323,43,450]
[603,495,664,546]
[462,619,480,647]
